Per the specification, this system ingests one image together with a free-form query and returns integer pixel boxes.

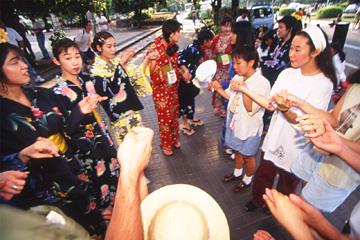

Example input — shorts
[81,48,95,65]
[306,13,311,17]
[291,144,357,213]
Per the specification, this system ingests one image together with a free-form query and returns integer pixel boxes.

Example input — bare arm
[210,81,230,100]
[238,83,276,111]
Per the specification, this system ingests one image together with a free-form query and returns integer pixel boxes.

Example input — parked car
[344,3,360,13]
[251,4,275,30]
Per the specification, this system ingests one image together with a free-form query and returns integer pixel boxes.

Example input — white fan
[194,60,217,88]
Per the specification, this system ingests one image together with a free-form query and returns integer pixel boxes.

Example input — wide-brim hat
[141,184,230,240]
[194,60,217,87]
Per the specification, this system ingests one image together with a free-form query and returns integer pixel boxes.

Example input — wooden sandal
[180,125,195,135]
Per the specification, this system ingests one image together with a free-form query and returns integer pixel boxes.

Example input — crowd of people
[0,11,359,240]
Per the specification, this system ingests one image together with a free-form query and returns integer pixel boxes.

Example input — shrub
[160,9,168,12]
[317,7,343,18]
[279,8,296,16]
[338,2,348,9]
[273,7,280,13]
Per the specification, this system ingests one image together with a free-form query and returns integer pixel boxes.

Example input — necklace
[303,68,321,76]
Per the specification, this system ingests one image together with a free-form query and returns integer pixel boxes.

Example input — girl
[210,15,233,118]
[238,26,337,211]
[177,28,214,135]
[143,19,184,156]
[212,47,270,192]
[0,41,108,236]
[330,42,346,87]
[90,31,157,145]
[257,29,278,60]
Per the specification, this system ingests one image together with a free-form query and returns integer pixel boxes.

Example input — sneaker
[229,153,235,160]
[225,149,233,155]
[35,76,45,82]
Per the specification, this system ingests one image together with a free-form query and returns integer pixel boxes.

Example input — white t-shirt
[227,71,271,140]
[261,68,333,171]
[6,27,23,47]
[236,16,249,22]
[332,53,346,85]
[96,16,108,31]
[75,30,91,52]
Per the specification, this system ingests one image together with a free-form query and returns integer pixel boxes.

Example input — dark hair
[220,15,233,26]
[330,42,346,62]
[91,31,114,54]
[261,29,279,53]
[231,21,254,49]
[346,68,360,84]
[52,38,80,61]
[232,46,259,70]
[0,43,22,91]
[296,29,337,89]
[197,29,214,57]
[278,15,302,40]
[162,19,182,57]
[83,20,91,28]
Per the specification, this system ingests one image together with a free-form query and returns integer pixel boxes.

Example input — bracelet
[277,106,289,113]
[183,70,189,73]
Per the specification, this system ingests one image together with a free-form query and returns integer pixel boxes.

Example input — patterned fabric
[146,37,181,151]
[90,56,145,144]
[0,87,107,238]
[178,40,202,119]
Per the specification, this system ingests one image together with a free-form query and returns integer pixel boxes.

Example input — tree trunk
[135,7,142,28]
[42,15,51,32]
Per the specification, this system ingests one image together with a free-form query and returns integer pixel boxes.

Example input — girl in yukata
[177,29,214,135]
[89,31,157,145]
[143,19,184,156]
[0,40,111,238]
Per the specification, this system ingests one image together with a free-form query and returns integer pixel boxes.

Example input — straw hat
[141,184,230,240]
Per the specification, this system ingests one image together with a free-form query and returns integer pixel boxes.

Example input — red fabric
[210,33,232,55]
[251,152,300,207]
[146,38,181,151]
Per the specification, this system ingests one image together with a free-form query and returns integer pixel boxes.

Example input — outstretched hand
[79,95,107,114]
[120,49,136,66]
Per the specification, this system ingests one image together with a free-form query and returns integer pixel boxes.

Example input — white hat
[194,60,217,87]
[141,184,230,240]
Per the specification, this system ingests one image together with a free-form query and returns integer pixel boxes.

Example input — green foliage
[317,7,343,18]
[279,8,296,16]
[338,2,349,9]
[161,8,169,12]
[141,9,152,19]
[273,7,280,13]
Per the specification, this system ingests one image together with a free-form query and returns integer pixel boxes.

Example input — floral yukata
[90,56,151,145]
[0,87,109,238]
[53,73,120,234]
[146,37,182,151]
[210,33,232,110]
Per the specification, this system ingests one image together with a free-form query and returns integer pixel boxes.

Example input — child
[212,46,270,192]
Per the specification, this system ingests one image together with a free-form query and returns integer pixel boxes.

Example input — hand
[79,95,107,114]
[273,90,292,109]
[147,50,160,61]
[263,188,311,239]
[117,127,154,177]
[210,81,222,91]
[0,171,28,200]
[120,49,136,66]
[253,230,275,240]
[19,137,60,164]
[280,92,304,108]
[296,114,326,138]
[231,80,246,92]
[182,72,192,83]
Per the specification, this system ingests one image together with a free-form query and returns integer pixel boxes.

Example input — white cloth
[257,46,269,59]
[236,16,249,22]
[228,71,271,140]
[75,30,91,52]
[32,21,43,33]
[261,68,333,171]
[95,16,108,31]
[332,53,346,86]
[5,27,22,47]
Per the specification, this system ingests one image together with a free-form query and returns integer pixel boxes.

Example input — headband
[302,26,326,53]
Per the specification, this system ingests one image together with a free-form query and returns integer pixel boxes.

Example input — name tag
[167,69,177,85]
[221,54,230,65]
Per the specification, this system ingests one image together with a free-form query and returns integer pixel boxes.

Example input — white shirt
[5,27,23,47]
[261,68,333,171]
[96,16,108,31]
[332,53,346,85]
[227,71,271,140]
[75,29,91,52]
[236,16,249,22]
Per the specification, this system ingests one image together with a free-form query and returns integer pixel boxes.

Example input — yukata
[90,56,151,145]
[53,73,120,231]
[0,87,107,238]
[177,40,202,119]
[146,37,181,151]
[210,33,232,110]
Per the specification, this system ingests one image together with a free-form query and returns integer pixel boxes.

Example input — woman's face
[277,22,290,39]
[221,22,232,35]
[56,46,82,76]
[2,50,30,86]
[233,56,253,77]
[289,35,315,68]
[230,31,237,45]
[203,38,213,48]
[100,37,116,60]
[169,30,181,43]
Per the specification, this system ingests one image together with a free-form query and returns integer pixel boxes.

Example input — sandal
[214,108,221,115]
[220,111,226,118]
[163,149,174,156]
[189,119,203,126]
[173,142,181,149]
[180,125,195,135]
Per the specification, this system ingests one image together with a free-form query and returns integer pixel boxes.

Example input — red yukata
[146,37,181,151]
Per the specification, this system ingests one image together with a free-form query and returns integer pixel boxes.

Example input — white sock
[233,168,243,177]
[243,175,253,185]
